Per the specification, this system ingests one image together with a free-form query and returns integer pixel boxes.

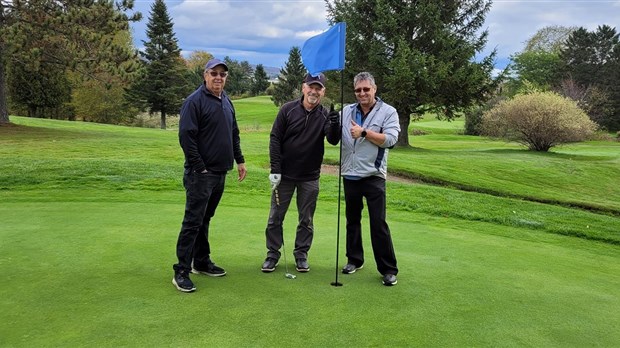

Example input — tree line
[0,0,271,128]
[2,0,618,143]
[504,25,620,132]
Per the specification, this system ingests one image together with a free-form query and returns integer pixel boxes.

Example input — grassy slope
[1,97,619,347]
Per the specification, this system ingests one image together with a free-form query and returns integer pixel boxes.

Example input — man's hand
[237,163,247,182]
[269,173,281,190]
[350,120,364,139]
[328,104,340,125]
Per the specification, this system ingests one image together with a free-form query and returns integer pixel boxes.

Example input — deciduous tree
[523,25,577,53]
[185,50,214,87]
[508,51,563,92]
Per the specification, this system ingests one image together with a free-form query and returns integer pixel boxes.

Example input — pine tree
[271,47,305,107]
[251,64,270,96]
[0,0,142,124]
[127,0,189,129]
[327,0,498,146]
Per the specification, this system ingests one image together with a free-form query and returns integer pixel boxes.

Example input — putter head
[285,273,297,279]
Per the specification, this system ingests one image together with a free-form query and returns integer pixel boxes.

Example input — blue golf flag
[301,22,346,76]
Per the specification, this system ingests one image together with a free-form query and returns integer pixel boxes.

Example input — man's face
[354,80,376,108]
[204,66,228,95]
[302,83,325,107]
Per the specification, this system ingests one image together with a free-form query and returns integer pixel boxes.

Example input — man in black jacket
[173,58,247,293]
[261,73,340,273]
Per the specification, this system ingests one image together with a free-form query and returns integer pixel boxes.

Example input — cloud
[482,0,620,68]
[162,0,326,64]
[131,0,620,69]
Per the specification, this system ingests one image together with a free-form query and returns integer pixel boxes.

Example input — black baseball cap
[303,73,326,88]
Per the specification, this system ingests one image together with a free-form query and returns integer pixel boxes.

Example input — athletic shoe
[172,271,196,293]
[382,274,398,286]
[261,257,278,272]
[342,263,363,274]
[295,258,310,272]
[192,262,227,277]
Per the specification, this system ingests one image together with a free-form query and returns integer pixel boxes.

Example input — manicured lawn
[1,101,619,347]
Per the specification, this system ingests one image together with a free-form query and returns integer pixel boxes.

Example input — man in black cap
[261,73,340,273]
[173,58,247,292]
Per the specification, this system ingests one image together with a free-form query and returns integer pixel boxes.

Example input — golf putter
[275,187,296,279]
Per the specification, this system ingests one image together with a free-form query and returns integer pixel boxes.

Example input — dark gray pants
[344,176,398,275]
[265,179,319,261]
[174,171,226,273]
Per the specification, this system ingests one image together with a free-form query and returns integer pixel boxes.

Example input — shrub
[481,91,597,151]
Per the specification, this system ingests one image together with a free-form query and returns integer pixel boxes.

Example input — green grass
[1,99,620,347]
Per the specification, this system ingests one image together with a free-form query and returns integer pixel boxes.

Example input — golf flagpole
[301,22,346,287]
[331,69,345,287]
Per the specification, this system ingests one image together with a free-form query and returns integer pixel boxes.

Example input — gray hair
[353,72,376,88]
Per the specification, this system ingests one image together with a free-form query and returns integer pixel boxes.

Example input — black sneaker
[342,263,363,274]
[192,262,226,277]
[382,274,398,286]
[261,257,278,272]
[295,258,310,272]
[172,271,196,292]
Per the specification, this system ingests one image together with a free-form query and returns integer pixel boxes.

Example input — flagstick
[331,69,345,287]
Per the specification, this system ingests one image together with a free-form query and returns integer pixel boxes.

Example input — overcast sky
[129,0,620,71]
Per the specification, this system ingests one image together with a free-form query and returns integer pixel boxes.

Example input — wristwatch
[361,129,367,138]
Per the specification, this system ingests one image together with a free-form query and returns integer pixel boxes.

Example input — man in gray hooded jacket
[340,71,400,286]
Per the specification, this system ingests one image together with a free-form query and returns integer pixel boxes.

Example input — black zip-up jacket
[179,84,244,174]
[270,97,340,181]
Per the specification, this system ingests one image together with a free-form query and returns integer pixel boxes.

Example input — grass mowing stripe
[1,199,619,347]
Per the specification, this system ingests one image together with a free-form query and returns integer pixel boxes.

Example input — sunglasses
[354,87,372,94]
[208,71,228,78]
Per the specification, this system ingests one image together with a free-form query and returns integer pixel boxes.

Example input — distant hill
[264,66,281,79]
[252,65,280,80]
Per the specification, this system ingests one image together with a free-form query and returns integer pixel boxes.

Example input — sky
[129,0,620,72]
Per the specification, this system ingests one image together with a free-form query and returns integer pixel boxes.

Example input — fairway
[1,101,619,347]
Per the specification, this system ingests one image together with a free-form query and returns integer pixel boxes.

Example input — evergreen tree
[0,0,142,124]
[127,0,188,129]
[560,25,620,131]
[224,57,253,96]
[271,46,305,107]
[327,0,499,146]
[251,64,270,96]
[7,61,71,118]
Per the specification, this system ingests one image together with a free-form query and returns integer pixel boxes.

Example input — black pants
[343,176,398,275]
[174,170,226,273]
